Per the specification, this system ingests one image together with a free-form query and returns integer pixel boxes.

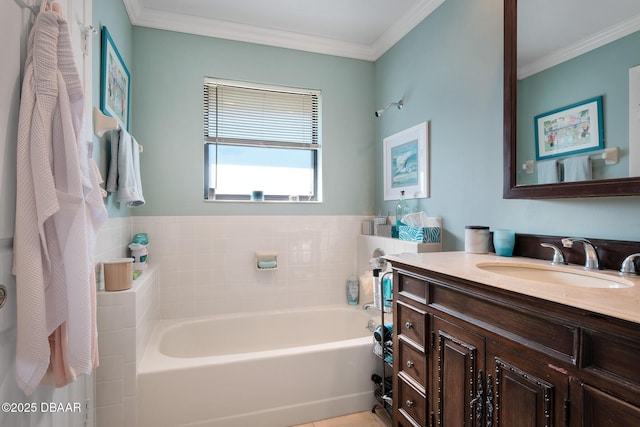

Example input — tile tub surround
[91,215,368,426]
[95,265,159,427]
[131,215,369,318]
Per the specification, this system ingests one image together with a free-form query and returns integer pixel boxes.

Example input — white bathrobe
[13,4,107,395]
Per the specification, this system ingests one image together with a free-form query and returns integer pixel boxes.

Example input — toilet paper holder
[256,252,278,270]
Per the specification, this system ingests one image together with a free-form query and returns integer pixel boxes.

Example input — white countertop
[385,251,640,325]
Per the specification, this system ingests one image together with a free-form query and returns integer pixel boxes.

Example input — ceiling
[518,0,640,78]
[122,0,640,67]
[122,0,445,61]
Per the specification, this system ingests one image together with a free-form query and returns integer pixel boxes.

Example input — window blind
[204,78,320,150]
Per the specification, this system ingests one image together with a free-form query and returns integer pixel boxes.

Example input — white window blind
[203,78,322,201]
[204,78,320,149]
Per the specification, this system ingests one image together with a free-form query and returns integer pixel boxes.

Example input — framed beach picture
[534,96,604,160]
[383,121,429,201]
[100,26,130,130]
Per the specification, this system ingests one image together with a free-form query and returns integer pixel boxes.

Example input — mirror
[504,0,640,198]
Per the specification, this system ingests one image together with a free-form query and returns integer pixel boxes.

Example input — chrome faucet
[620,253,640,275]
[540,243,567,265]
[561,238,600,270]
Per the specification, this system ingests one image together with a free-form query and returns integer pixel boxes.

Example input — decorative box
[399,225,441,243]
[376,224,392,238]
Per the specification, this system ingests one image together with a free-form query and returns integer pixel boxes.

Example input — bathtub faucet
[366,319,376,332]
[362,302,375,310]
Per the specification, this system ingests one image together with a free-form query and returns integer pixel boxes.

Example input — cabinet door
[486,341,569,427]
[578,383,640,427]
[432,317,485,427]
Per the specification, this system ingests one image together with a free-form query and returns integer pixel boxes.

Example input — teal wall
[94,0,640,247]
[375,0,640,249]
[517,30,640,184]
[129,28,376,216]
[93,0,133,218]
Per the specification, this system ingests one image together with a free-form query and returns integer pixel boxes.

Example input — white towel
[113,128,145,206]
[563,155,592,182]
[537,160,559,184]
[13,3,106,395]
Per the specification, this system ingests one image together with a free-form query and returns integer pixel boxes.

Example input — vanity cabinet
[391,262,640,427]
[433,316,569,426]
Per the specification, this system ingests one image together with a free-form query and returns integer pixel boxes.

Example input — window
[203,78,321,201]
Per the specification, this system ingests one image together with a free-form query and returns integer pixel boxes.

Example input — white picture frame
[383,121,429,201]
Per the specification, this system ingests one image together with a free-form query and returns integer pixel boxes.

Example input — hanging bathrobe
[13,2,107,395]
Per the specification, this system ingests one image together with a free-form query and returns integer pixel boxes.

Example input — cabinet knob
[406,400,415,408]
[405,321,413,330]
[407,360,414,368]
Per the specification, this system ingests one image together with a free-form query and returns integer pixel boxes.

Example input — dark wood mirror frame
[503,0,640,199]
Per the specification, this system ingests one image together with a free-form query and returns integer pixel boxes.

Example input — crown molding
[518,13,640,79]
[122,0,443,61]
[122,0,143,24]
[371,0,446,58]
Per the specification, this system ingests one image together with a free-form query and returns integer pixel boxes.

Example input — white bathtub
[138,305,380,427]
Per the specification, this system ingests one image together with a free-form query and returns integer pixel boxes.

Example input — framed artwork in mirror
[534,96,604,161]
[100,26,130,131]
[383,121,429,201]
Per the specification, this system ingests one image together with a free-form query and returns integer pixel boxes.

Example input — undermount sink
[476,262,634,289]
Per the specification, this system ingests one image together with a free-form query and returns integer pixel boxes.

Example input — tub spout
[362,302,375,310]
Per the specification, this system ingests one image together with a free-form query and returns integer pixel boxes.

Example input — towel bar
[522,146,620,174]
[93,107,144,152]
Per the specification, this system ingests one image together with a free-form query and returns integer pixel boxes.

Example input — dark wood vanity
[390,253,640,426]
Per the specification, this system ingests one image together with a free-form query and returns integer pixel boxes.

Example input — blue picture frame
[534,96,604,161]
[100,26,130,131]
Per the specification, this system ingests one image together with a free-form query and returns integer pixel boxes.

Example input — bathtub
[138,305,380,427]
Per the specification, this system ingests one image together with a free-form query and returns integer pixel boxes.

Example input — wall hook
[0,284,7,310]
[15,0,38,16]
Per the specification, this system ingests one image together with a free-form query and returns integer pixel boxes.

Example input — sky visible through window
[210,145,314,196]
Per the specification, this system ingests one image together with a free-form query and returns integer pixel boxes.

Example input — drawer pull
[406,360,414,369]
[405,321,413,330]
[406,400,415,408]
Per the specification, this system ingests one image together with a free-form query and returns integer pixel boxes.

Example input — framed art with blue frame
[100,26,130,130]
[534,96,604,161]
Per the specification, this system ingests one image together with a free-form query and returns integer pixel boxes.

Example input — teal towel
[537,160,559,184]
[563,155,592,182]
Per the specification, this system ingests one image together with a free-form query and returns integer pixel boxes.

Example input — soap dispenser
[346,276,359,305]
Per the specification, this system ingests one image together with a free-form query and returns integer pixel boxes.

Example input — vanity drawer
[397,272,428,304]
[398,340,427,388]
[397,376,427,426]
[396,301,427,350]
[582,329,640,388]
[430,282,579,364]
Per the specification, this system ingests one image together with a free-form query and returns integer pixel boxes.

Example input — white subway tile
[97,305,124,332]
[95,355,124,382]
[96,404,124,427]
[96,380,124,407]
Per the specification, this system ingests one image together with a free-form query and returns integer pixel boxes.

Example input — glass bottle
[395,190,410,226]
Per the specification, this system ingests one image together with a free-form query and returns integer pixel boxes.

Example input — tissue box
[399,225,441,243]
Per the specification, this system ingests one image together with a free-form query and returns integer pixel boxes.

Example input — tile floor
[292,410,391,427]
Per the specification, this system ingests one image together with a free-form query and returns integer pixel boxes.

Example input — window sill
[203,199,322,204]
